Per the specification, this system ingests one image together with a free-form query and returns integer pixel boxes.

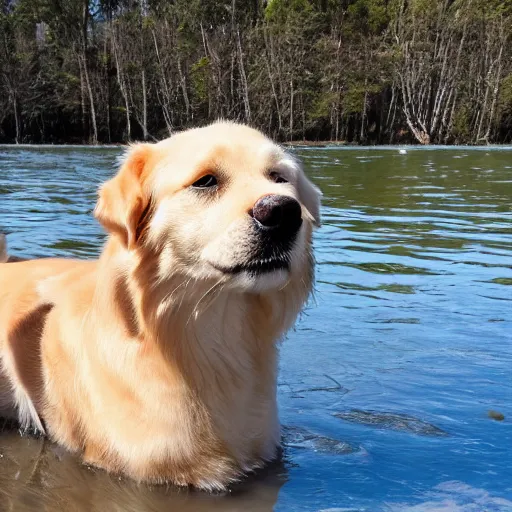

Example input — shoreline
[2,142,512,151]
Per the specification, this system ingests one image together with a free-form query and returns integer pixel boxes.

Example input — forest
[1,0,512,145]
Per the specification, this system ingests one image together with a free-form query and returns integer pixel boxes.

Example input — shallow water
[0,145,511,511]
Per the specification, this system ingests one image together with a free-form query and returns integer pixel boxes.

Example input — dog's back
[0,234,93,431]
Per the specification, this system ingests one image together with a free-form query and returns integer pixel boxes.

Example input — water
[0,145,511,511]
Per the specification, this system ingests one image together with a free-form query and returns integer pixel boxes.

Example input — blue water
[0,146,511,511]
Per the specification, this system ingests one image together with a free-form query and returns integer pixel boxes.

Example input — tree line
[1,0,511,145]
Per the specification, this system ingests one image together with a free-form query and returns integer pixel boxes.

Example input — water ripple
[1,146,511,511]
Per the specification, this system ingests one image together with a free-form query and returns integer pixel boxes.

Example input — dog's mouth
[210,257,289,275]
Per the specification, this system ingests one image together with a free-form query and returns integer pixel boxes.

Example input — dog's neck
[93,236,304,391]
[90,236,311,462]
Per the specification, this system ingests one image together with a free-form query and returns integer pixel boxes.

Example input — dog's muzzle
[210,194,304,276]
[236,194,302,274]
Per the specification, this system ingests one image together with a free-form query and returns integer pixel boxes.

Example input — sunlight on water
[0,146,511,511]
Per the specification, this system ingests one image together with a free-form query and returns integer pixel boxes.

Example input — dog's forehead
[150,127,296,190]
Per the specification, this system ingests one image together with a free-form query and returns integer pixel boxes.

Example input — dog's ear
[294,160,322,228]
[94,143,152,249]
[298,172,322,227]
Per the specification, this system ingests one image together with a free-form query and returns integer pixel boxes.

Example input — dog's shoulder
[33,259,97,306]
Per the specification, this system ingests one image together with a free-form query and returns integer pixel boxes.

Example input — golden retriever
[0,121,321,490]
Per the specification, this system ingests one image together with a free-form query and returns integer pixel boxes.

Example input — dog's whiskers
[186,279,224,326]
[176,277,194,314]
[156,279,190,319]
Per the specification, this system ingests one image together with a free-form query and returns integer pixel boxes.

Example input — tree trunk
[177,58,190,121]
[237,28,251,122]
[140,2,148,140]
[80,2,97,144]
[13,93,20,144]
[289,79,294,141]
[484,42,504,142]
[78,55,86,141]
[263,26,282,133]
[81,53,98,145]
[113,36,131,141]
[360,81,368,142]
[141,68,148,140]
[104,20,112,143]
[152,29,173,136]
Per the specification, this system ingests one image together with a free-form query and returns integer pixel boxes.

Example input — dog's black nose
[251,194,302,235]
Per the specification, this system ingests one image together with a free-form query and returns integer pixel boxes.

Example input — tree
[0,0,511,144]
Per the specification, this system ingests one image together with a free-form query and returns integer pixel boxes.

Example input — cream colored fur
[0,121,321,490]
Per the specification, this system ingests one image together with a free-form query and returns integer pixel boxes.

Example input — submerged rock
[488,410,505,421]
[282,426,358,455]
[334,409,448,437]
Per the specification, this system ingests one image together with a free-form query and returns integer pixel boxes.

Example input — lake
[0,145,511,511]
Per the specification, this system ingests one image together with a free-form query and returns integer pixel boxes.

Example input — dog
[0,121,321,490]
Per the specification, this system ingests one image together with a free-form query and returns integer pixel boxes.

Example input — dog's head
[95,122,321,293]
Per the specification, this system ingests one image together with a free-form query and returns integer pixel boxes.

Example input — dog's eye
[192,175,218,188]
[269,171,288,184]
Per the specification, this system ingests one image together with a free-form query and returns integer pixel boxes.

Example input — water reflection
[0,430,287,512]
